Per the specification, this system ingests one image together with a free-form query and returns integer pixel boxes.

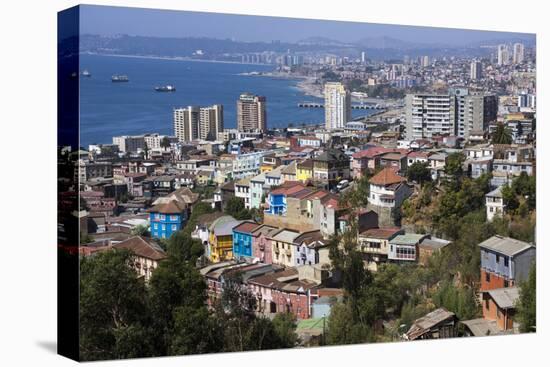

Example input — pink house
[251,224,279,264]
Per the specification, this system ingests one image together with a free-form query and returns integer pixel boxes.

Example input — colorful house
[208,215,240,263]
[232,221,261,260]
[296,159,314,182]
[269,229,301,267]
[251,224,279,264]
[478,235,536,291]
[481,287,520,332]
[149,200,187,239]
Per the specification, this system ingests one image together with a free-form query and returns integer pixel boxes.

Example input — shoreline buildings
[324,82,351,130]
[237,93,267,132]
[174,104,224,142]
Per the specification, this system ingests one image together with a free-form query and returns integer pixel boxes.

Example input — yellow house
[296,158,314,182]
[208,215,240,262]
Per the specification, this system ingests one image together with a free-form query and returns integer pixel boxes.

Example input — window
[504,257,509,267]
[171,225,177,231]
[504,280,509,288]
[485,272,490,283]
[496,254,500,263]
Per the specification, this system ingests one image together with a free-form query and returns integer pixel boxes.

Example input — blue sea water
[79,54,366,147]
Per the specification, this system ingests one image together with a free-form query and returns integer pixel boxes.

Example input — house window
[172,225,177,231]
[504,257,509,267]
[496,254,500,263]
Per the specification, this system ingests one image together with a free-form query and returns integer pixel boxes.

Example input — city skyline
[79,5,535,47]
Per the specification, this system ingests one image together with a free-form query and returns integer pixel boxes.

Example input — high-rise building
[421,55,430,67]
[406,89,497,141]
[513,43,525,64]
[470,60,483,80]
[324,82,351,130]
[497,44,510,66]
[174,104,224,142]
[236,93,267,132]
[405,94,454,140]
[361,51,367,64]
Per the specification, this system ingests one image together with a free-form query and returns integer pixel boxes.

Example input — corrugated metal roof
[478,235,534,257]
[487,287,520,309]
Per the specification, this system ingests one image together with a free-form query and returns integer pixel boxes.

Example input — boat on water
[112,75,129,82]
[154,85,176,92]
[81,69,91,77]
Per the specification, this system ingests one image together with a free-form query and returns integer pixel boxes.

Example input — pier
[298,102,386,110]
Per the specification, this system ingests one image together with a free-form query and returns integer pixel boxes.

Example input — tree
[407,162,432,185]
[326,302,373,345]
[224,196,253,220]
[271,313,298,348]
[160,136,171,151]
[501,184,519,212]
[516,263,536,333]
[148,234,208,355]
[169,306,222,355]
[491,122,513,144]
[79,249,151,361]
[443,153,465,190]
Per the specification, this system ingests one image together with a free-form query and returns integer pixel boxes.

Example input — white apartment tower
[497,44,510,66]
[513,43,525,64]
[405,94,453,140]
[174,104,224,142]
[236,93,267,132]
[324,82,351,130]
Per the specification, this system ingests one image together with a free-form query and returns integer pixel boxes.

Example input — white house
[368,167,413,209]
[486,186,505,222]
[235,177,252,209]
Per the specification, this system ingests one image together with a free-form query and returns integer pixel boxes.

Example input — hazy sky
[79,5,535,46]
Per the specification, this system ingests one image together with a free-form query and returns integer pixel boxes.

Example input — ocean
[79,54,368,147]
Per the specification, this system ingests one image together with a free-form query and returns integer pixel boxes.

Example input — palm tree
[492,122,513,144]
[160,136,171,151]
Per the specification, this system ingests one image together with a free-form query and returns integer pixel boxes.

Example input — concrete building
[112,135,146,153]
[513,43,524,64]
[237,93,267,132]
[405,94,454,140]
[324,82,351,130]
[497,44,510,66]
[173,104,223,142]
[470,60,482,80]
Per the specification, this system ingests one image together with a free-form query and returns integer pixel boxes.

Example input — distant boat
[112,75,129,82]
[81,69,91,77]
[154,85,176,92]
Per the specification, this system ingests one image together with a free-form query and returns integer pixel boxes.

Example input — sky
[79,5,535,46]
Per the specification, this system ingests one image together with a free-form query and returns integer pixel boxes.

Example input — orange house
[481,287,519,332]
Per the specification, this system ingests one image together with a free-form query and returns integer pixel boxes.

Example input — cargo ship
[154,85,176,92]
[112,75,129,82]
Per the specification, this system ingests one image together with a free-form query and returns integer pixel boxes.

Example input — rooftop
[405,308,456,341]
[478,235,534,257]
[360,227,403,239]
[112,236,166,261]
[369,167,406,186]
[486,287,520,309]
[233,221,261,234]
[390,233,427,246]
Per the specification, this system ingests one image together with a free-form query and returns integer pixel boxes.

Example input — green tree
[79,249,151,361]
[160,136,171,150]
[443,153,465,190]
[407,162,432,185]
[148,234,208,355]
[491,122,513,144]
[501,184,519,212]
[271,312,298,348]
[169,306,222,355]
[326,302,373,345]
[225,196,245,217]
[516,263,536,333]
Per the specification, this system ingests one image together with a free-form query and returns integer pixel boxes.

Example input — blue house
[264,182,309,215]
[149,200,187,239]
[232,221,260,259]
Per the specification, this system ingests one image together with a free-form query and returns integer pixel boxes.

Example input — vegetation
[224,196,254,220]
[131,224,150,237]
[516,263,536,333]
[491,122,513,144]
[407,162,432,185]
[79,230,297,361]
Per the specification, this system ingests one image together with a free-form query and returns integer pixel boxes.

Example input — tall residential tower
[174,104,223,142]
[324,82,351,130]
[236,93,267,132]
